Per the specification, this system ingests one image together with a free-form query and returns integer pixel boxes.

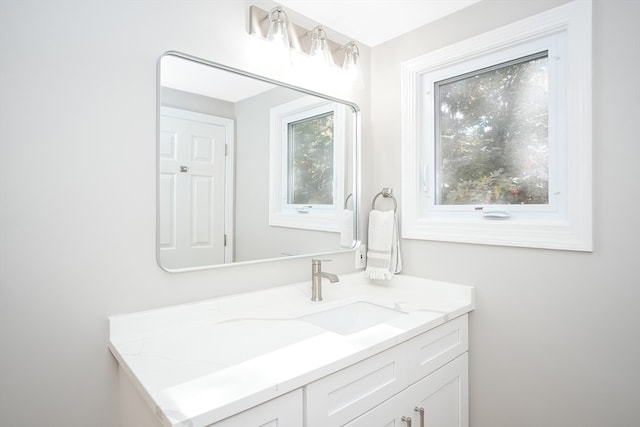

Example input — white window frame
[401,0,592,251]
[426,36,565,218]
[269,96,345,232]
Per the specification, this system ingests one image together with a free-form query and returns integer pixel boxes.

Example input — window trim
[269,96,345,232]
[400,0,592,251]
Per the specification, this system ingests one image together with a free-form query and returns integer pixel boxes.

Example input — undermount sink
[300,301,406,335]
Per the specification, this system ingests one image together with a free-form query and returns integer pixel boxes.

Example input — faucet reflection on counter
[311,259,340,301]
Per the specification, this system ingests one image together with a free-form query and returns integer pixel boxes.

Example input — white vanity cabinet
[306,314,469,427]
[109,273,475,427]
[207,389,303,427]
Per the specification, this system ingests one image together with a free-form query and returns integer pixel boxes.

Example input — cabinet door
[209,389,302,427]
[408,353,468,427]
[344,353,468,427]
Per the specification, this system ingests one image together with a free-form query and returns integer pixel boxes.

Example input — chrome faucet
[311,259,339,301]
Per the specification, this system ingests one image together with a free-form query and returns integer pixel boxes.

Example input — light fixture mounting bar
[249,5,348,66]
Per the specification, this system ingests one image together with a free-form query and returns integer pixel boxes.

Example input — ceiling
[276,0,481,47]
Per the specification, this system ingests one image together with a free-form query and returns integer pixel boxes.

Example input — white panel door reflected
[159,109,229,269]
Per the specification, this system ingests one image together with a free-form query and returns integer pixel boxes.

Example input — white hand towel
[365,209,402,280]
[340,209,354,249]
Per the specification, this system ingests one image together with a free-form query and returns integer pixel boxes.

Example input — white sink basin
[300,301,406,335]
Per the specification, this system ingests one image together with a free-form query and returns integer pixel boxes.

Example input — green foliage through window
[288,112,334,205]
[435,52,549,205]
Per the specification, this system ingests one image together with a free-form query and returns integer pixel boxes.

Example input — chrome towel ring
[372,187,397,212]
[344,193,353,209]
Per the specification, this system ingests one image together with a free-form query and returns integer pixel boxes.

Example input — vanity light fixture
[249,5,362,80]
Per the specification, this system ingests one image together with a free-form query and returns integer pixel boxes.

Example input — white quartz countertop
[108,272,475,427]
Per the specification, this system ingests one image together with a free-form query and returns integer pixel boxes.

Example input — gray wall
[161,86,236,118]
[234,87,340,261]
[371,0,640,426]
[0,1,370,426]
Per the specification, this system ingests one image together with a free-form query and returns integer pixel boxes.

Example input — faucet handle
[312,258,332,265]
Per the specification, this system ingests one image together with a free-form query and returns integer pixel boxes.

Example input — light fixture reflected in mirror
[309,26,334,66]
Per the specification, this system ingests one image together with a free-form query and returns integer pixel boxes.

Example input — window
[435,52,550,208]
[401,0,592,251]
[270,96,345,231]
[430,48,559,218]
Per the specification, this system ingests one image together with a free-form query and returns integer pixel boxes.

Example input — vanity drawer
[406,314,468,384]
[305,343,409,427]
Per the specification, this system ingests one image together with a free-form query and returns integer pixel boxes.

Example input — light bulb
[309,26,334,66]
[267,7,290,50]
[343,42,359,76]
[342,41,363,88]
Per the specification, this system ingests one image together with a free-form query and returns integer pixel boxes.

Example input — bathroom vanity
[108,273,474,427]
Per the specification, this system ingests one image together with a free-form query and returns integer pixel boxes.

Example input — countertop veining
[108,272,474,427]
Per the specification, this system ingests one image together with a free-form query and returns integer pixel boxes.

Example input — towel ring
[372,188,397,213]
[344,193,353,209]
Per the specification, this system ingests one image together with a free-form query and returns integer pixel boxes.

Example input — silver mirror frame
[156,51,361,272]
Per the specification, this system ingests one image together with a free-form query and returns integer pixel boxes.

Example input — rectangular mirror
[157,52,360,272]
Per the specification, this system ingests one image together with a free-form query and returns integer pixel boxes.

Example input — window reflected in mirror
[289,111,334,205]
[269,96,346,233]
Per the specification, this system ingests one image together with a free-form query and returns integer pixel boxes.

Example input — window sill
[402,216,592,251]
[269,211,340,233]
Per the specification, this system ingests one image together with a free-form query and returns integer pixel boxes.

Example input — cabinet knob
[401,416,412,427]
[414,406,425,427]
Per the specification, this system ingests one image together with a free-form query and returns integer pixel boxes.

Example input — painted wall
[0,1,370,426]
[2,0,637,426]
[371,0,640,426]
[161,87,236,119]
[234,87,342,261]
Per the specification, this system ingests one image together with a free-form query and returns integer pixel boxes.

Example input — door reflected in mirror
[157,52,359,271]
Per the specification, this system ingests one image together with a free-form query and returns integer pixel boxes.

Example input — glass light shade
[267,7,290,50]
[309,26,334,66]
[343,41,360,77]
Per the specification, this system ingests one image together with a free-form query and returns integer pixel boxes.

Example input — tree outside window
[288,112,334,205]
[435,52,549,206]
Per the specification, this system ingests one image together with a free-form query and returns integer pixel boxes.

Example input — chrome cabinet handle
[401,416,412,427]
[414,407,425,427]
[180,165,189,172]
